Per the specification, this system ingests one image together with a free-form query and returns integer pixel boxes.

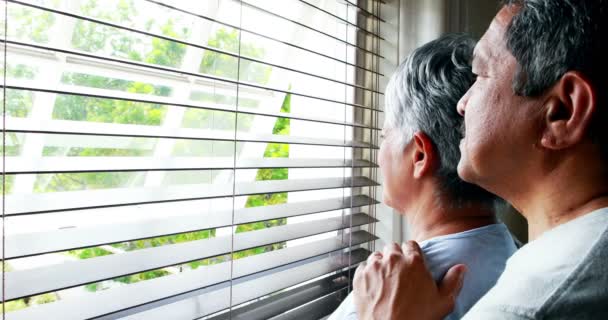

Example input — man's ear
[540,71,596,150]
[412,131,438,179]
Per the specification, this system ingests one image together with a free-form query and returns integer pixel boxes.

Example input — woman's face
[378,128,412,212]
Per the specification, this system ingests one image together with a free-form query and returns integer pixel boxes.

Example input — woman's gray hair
[384,33,497,207]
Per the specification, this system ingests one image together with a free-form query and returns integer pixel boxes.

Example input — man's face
[456,6,544,195]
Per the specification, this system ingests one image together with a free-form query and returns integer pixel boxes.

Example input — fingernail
[459,268,467,285]
[460,265,468,275]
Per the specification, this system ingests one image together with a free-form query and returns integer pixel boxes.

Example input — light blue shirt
[327,223,517,320]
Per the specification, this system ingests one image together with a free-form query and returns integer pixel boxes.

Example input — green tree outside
[234,91,291,260]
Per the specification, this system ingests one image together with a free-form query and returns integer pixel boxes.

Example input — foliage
[233,244,283,260]
[112,229,215,251]
[0,65,37,118]
[0,293,58,312]
[0,175,15,195]
[244,91,292,210]
[200,28,272,85]
[5,90,34,118]
[114,269,170,285]
[69,247,113,259]
[78,229,215,291]
[1,133,23,158]
[7,5,55,43]
[235,92,292,258]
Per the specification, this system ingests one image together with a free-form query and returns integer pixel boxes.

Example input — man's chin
[457,160,475,184]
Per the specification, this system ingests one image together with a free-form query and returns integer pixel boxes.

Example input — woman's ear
[412,131,438,179]
[540,71,596,150]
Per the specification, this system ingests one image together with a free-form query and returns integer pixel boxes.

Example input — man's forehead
[471,35,492,70]
[473,6,517,65]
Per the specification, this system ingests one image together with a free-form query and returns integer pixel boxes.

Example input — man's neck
[523,186,608,240]
[405,199,497,243]
[514,150,608,240]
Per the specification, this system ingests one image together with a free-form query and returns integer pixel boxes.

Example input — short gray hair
[384,33,497,207]
[502,0,608,155]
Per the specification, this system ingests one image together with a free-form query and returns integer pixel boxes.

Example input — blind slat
[209,271,350,320]
[5,246,370,320]
[3,156,376,174]
[268,290,346,320]
[4,40,379,110]
[5,214,373,300]
[4,84,380,129]
[4,117,378,148]
[9,0,383,94]
[7,177,378,215]
[240,0,384,59]
[298,0,385,40]
[116,249,370,320]
[146,0,384,76]
[234,194,377,224]
[344,0,385,22]
[4,195,377,259]
[11,0,386,78]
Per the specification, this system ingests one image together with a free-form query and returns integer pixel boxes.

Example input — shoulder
[421,223,516,280]
[538,225,608,318]
[467,209,608,319]
[421,224,517,318]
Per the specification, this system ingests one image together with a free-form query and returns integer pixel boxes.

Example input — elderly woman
[328,34,517,320]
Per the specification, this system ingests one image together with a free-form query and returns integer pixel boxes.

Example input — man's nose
[456,91,469,116]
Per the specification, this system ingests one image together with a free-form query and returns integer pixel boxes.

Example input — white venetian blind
[0,0,387,318]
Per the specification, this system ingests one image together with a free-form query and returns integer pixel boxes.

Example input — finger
[438,264,467,314]
[383,242,403,257]
[390,242,404,254]
[401,240,427,267]
[353,262,366,289]
[366,251,383,265]
[401,240,423,256]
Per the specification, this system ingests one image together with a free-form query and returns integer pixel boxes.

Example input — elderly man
[328,34,516,320]
[353,1,608,319]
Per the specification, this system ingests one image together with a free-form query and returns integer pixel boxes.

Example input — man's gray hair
[384,33,497,207]
[502,0,608,155]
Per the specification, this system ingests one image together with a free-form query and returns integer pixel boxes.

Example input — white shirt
[464,207,608,319]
